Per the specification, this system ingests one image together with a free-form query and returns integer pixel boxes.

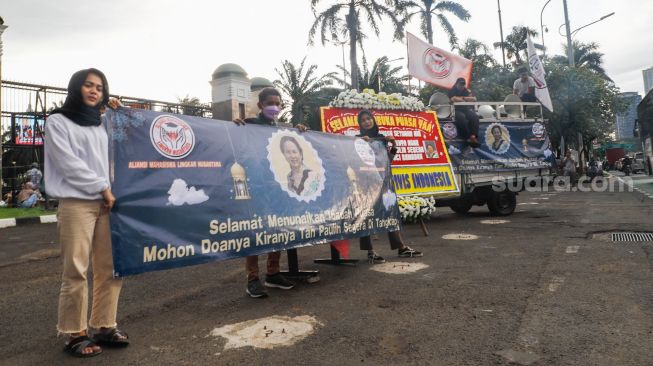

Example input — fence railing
[1,80,213,206]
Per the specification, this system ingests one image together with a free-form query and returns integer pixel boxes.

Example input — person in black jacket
[448,78,480,148]
[356,110,423,263]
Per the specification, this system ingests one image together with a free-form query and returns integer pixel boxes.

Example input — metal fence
[1,79,212,206]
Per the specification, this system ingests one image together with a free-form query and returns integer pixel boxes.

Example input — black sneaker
[246,278,268,298]
[367,251,386,264]
[398,246,423,258]
[264,273,295,290]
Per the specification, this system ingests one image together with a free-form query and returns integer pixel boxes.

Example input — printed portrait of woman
[485,123,510,154]
[267,130,325,202]
[423,141,439,159]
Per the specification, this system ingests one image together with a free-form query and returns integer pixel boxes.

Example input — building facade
[210,63,274,121]
[643,67,653,94]
[615,92,642,140]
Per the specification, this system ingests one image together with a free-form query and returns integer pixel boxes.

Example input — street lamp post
[560,2,615,172]
[497,0,506,68]
[339,41,347,90]
[540,0,552,56]
[377,57,404,92]
[0,19,7,193]
[562,0,574,67]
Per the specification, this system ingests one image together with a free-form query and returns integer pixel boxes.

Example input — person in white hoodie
[45,68,128,358]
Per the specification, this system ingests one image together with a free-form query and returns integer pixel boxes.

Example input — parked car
[632,152,646,174]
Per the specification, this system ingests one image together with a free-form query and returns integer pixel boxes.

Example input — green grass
[0,208,53,220]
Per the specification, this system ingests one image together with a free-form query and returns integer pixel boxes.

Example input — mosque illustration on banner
[230,162,251,200]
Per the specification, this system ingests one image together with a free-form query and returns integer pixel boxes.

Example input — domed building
[209,63,275,122]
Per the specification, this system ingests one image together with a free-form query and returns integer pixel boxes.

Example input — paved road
[1,179,652,365]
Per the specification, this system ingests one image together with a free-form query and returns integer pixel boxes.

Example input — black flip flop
[93,328,130,347]
[63,335,103,358]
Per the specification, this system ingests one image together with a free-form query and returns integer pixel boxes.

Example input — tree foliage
[542,62,626,153]
[274,57,336,126]
[332,56,407,94]
[309,0,405,90]
[550,40,611,81]
[397,0,470,47]
[493,26,544,66]
[176,95,204,116]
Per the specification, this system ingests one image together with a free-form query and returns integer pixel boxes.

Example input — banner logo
[532,122,545,138]
[150,115,195,159]
[423,49,452,79]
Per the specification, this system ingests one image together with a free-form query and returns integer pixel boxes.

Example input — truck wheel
[487,189,516,216]
[450,200,473,214]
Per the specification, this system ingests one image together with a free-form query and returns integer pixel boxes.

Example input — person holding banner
[234,87,306,298]
[357,110,423,263]
[448,78,480,148]
[45,68,128,358]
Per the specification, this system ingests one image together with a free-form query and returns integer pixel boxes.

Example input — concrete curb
[0,215,57,229]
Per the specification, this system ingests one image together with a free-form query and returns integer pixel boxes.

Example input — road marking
[442,233,478,240]
[370,261,429,274]
[547,276,565,292]
[565,246,580,254]
[40,215,57,224]
[210,315,322,350]
[480,219,510,225]
[0,218,17,229]
[518,202,539,205]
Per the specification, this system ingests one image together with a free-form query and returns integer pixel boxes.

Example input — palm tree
[308,0,405,90]
[455,38,496,84]
[274,57,336,126]
[332,56,407,93]
[493,26,544,66]
[398,0,470,47]
[551,40,611,81]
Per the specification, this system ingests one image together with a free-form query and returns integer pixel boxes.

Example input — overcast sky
[1,0,651,104]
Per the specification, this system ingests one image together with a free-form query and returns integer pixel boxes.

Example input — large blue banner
[440,120,554,172]
[106,109,401,277]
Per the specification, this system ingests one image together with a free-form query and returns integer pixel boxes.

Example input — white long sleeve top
[44,113,110,200]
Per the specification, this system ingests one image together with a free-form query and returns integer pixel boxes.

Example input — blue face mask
[262,105,281,120]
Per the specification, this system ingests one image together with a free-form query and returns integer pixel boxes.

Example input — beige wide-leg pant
[56,198,123,334]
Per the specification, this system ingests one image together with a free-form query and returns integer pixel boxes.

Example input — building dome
[230,162,246,178]
[212,63,248,80]
[250,77,274,91]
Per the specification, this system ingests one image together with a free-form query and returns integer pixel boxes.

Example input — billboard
[321,107,459,197]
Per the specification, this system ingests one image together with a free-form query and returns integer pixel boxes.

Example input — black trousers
[520,93,537,102]
[454,109,480,139]
[360,230,403,251]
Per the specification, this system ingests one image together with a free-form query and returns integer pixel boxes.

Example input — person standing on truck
[513,68,537,102]
[448,78,480,148]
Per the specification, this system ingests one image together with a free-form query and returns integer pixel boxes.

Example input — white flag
[527,36,553,112]
[407,32,472,89]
